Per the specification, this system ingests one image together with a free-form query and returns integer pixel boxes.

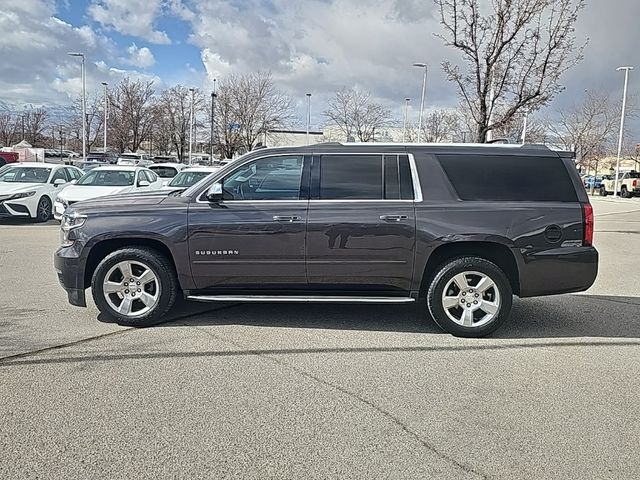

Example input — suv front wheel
[427,257,513,337]
[91,247,179,326]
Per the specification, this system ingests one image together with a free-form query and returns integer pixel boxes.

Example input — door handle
[380,215,408,222]
[273,215,302,222]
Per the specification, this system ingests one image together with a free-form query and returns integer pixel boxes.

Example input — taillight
[583,203,594,246]
[633,180,638,188]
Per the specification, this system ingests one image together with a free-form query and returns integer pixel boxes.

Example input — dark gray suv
[54,143,598,337]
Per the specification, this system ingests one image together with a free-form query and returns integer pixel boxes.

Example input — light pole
[101,82,108,153]
[413,63,428,142]
[68,52,86,160]
[614,66,633,197]
[306,93,312,145]
[189,88,195,165]
[521,109,529,144]
[402,97,410,142]
[210,78,216,159]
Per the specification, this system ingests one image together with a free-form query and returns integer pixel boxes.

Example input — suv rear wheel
[426,257,513,337]
[621,186,632,198]
[91,247,178,326]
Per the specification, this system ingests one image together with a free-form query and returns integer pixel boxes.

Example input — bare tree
[493,111,547,143]
[64,95,106,153]
[435,0,586,142]
[206,84,243,159]
[153,85,206,162]
[108,77,155,153]
[223,72,294,152]
[546,92,623,175]
[323,87,392,142]
[0,112,18,147]
[21,108,49,146]
[423,109,462,142]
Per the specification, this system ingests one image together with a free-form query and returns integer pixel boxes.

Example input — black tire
[32,196,51,223]
[91,247,179,327]
[621,186,632,198]
[426,256,513,338]
[599,186,607,197]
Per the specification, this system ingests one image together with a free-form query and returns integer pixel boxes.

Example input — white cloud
[121,43,156,69]
[0,0,163,108]
[88,0,171,44]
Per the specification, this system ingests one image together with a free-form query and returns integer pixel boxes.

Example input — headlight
[60,212,87,247]
[9,191,36,200]
[55,196,68,208]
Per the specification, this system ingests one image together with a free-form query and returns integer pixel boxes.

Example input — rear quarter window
[437,154,578,202]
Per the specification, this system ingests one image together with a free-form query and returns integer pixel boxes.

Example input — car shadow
[0,218,58,226]
[154,293,640,340]
[6,294,639,368]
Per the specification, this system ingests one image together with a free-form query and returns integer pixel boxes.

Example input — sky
[0,0,639,137]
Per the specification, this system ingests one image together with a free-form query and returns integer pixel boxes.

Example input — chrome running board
[186,295,415,304]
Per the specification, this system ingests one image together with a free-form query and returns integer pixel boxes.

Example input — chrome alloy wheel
[441,271,501,328]
[103,261,160,317]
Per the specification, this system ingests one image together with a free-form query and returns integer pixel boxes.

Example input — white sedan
[0,163,83,222]
[161,166,220,191]
[54,166,163,220]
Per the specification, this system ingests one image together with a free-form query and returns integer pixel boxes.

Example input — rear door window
[319,155,382,199]
[437,154,578,202]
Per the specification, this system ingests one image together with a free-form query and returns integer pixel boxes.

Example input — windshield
[169,171,213,188]
[77,170,135,186]
[0,166,51,183]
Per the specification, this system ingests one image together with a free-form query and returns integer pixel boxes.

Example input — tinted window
[384,155,400,199]
[399,155,414,200]
[150,166,177,178]
[438,154,578,202]
[222,155,303,200]
[320,155,382,199]
[77,170,135,186]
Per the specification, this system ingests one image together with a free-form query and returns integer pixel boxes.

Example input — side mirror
[206,182,223,202]
[54,178,67,187]
[138,180,150,187]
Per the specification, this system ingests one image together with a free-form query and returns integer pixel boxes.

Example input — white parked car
[116,153,153,167]
[0,163,83,222]
[149,163,186,185]
[54,166,163,220]
[161,166,220,191]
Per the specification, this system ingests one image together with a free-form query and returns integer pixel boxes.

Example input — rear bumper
[54,247,87,307]
[518,246,598,298]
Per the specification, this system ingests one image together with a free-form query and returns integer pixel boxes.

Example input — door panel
[188,201,308,290]
[306,202,415,291]
[187,154,309,291]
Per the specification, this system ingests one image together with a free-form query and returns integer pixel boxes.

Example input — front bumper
[54,247,87,307]
[0,201,32,218]
[518,246,599,298]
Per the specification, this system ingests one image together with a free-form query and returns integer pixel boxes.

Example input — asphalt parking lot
[1,197,639,479]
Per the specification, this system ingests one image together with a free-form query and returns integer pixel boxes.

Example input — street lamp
[68,52,86,161]
[305,93,312,145]
[101,82,108,153]
[188,88,195,165]
[521,109,529,145]
[413,63,428,142]
[402,97,410,142]
[210,78,217,159]
[614,66,633,197]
